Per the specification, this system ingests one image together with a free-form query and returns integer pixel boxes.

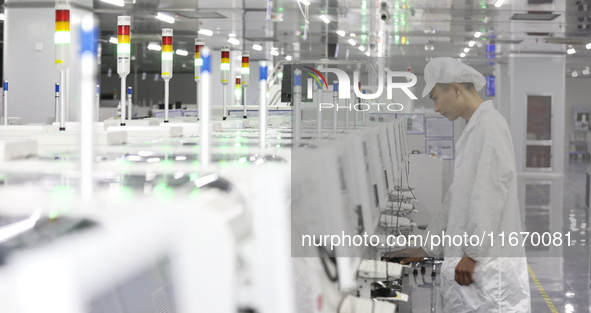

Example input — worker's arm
[386,247,428,264]
[455,254,476,286]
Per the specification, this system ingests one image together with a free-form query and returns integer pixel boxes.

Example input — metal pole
[164,79,170,122]
[60,71,66,130]
[2,81,7,126]
[332,80,338,135]
[259,61,267,152]
[55,83,60,124]
[120,77,126,125]
[200,48,212,168]
[293,69,302,142]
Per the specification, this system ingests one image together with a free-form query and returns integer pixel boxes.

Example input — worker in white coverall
[388,57,531,313]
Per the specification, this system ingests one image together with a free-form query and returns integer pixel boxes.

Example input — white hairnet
[422,57,486,98]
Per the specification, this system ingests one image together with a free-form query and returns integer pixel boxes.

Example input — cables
[318,246,338,282]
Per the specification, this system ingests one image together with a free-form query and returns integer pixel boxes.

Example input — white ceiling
[94,0,591,76]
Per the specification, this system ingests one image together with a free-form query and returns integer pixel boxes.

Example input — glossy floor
[402,161,590,313]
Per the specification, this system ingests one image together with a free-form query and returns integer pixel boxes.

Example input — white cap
[422,57,486,98]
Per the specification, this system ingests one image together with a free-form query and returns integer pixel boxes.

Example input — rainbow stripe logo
[301,66,328,90]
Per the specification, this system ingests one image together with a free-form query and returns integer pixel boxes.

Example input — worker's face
[429,84,462,121]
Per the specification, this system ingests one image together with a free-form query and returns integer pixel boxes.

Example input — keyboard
[339,295,396,313]
[379,216,414,228]
[357,259,403,279]
[383,202,414,214]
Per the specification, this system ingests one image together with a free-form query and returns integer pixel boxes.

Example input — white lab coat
[424,100,531,313]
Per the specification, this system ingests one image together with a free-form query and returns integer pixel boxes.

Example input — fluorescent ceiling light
[567,48,576,54]
[583,68,590,75]
[156,12,175,24]
[100,0,124,7]
[147,43,161,51]
[336,30,346,37]
[464,47,470,53]
[586,42,591,49]
[469,40,475,47]
[494,0,505,7]
[348,39,356,46]
[228,37,240,45]
[460,52,466,58]
[252,44,263,51]
[359,45,365,51]
[319,14,330,24]
[365,51,370,57]
[176,49,188,56]
[299,0,310,5]
[572,71,578,77]
[285,55,293,61]
[109,37,118,44]
[198,29,213,36]
[0,13,5,21]
[270,50,279,56]
[511,12,559,21]
[474,31,482,38]
[350,33,356,37]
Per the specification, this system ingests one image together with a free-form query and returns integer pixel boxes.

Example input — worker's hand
[386,247,427,265]
[455,255,477,286]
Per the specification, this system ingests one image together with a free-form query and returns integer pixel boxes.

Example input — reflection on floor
[403,161,590,313]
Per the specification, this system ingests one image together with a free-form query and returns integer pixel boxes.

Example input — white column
[3,0,93,124]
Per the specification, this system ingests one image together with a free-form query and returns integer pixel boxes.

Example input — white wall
[564,77,591,163]
[508,54,566,175]
[3,0,93,124]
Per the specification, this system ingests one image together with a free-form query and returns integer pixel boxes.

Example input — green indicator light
[235,142,241,147]
[218,160,230,167]
[154,183,175,202]
[190,173,199,181]
[49,210,59,219]
[51,186,74,201]
[54,31,71,44]
[190,189,201,198]
[192,160,201,167]
[362,25,366,32]
[118,186,134,202]
[117,43,131,54]
[160,159,174,167]
[276,144,281,148]
[278,7,283,12]
[220,63,230,71]
[278,72,283,79]
[162,52,173,61]
[238,157,247,164]
[195,59,203,66]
